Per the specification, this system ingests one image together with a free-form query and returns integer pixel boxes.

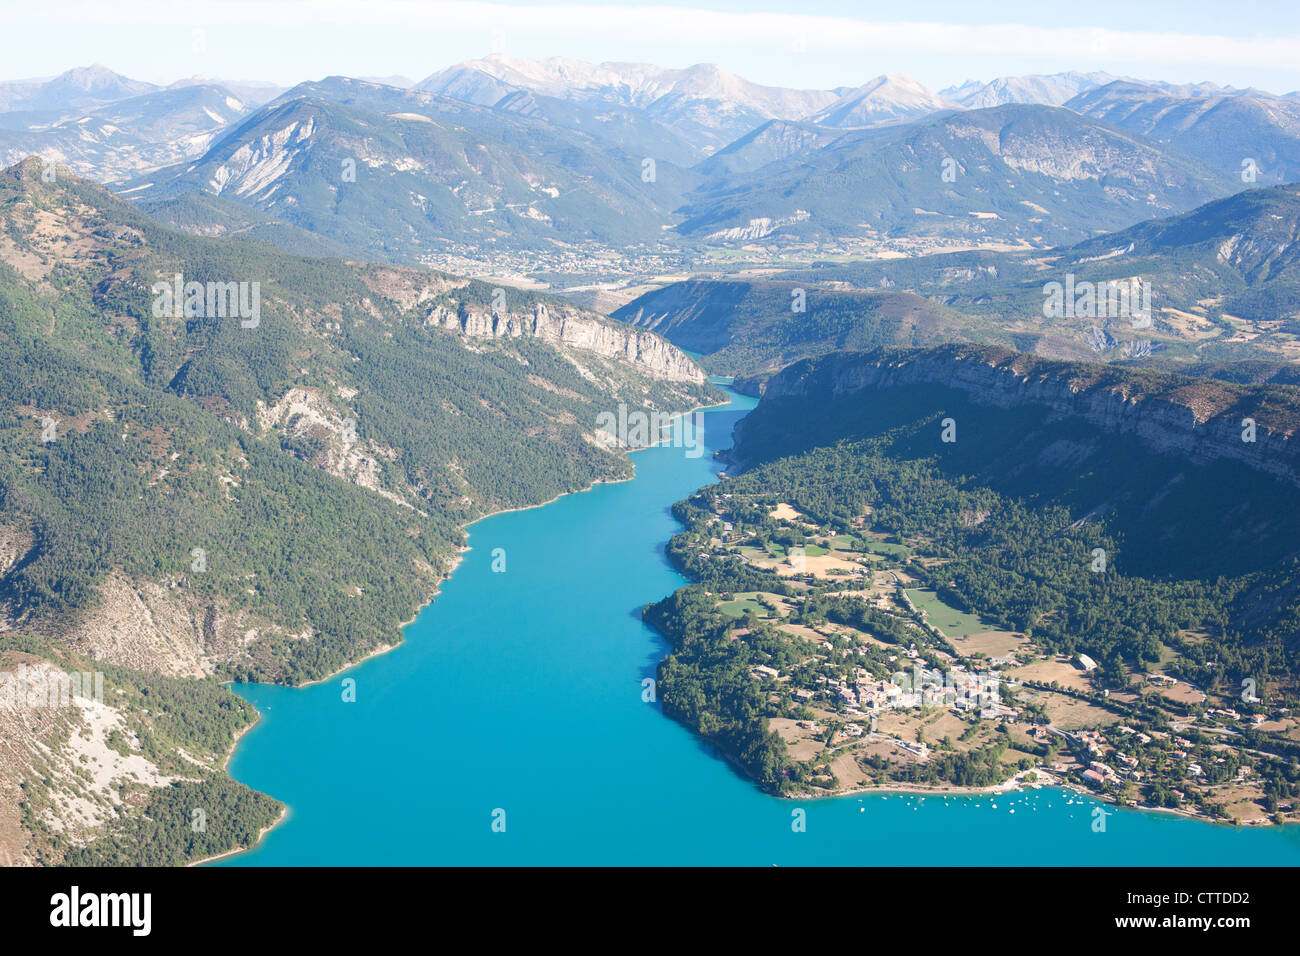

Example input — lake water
[218,386,1300,865]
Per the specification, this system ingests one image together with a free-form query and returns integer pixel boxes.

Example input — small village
[673,488,1300,825]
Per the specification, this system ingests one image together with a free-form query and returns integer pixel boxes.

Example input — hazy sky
[3,0,1299,94]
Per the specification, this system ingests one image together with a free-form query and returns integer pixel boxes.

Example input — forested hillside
[0,157,717,864]
[644,346,1300,817]
[613,280,979,379]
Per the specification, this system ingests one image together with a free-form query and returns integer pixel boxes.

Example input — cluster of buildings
[1083,751,1147,788]
[1117,725,1153,745]
[418,243,689,288]
[781,661,1013,724]
[1074,729,1134,789]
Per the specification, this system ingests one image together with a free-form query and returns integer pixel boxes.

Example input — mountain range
[416,55,844,156]
[126,77,696,263]
[615,183,1300,379]
[941,72,1119,108]
[2,59,1297,277]
[1066,81,1300,183]
[3,42,1300,868]
[0,64,157,114]
[0,84,250,182]
[677,103,1238,246]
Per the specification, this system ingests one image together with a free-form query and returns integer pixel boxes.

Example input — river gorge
[215,386,1300,866]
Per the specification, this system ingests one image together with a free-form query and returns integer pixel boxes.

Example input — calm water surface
[219,386,1300,865]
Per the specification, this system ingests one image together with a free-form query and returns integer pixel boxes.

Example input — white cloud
[4,2,1298,94]
[10,2,1300,72]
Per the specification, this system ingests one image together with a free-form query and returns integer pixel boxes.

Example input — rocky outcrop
[425,300,708,384]
[753,345,1300,486]
[0,656,171,865]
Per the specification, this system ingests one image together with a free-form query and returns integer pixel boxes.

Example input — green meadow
[905,588,988,638]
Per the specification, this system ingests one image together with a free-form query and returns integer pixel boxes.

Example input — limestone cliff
[747,345,1300,486]
[425,300,708,385]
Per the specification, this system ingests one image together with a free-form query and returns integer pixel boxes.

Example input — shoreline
[784,779,1023,801]
[187,806,288,868]
[205,389,734,864]
[185,718,286,867]
[778,774,1287,827]
[236,391,733,692]
[648,399,1296,832]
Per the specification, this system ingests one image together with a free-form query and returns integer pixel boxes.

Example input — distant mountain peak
[0,64,159,113]
[416,54,841,152]
[48,63,151,92]
[941,71,1118,108]
[806,74,959,128]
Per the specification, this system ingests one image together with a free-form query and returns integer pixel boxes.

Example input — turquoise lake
[218,386,1300,865]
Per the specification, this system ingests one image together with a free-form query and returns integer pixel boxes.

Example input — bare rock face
[757,346,1300,486]
[0,656,175,865]
[60,573,212,678]
[426,300,708,384]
